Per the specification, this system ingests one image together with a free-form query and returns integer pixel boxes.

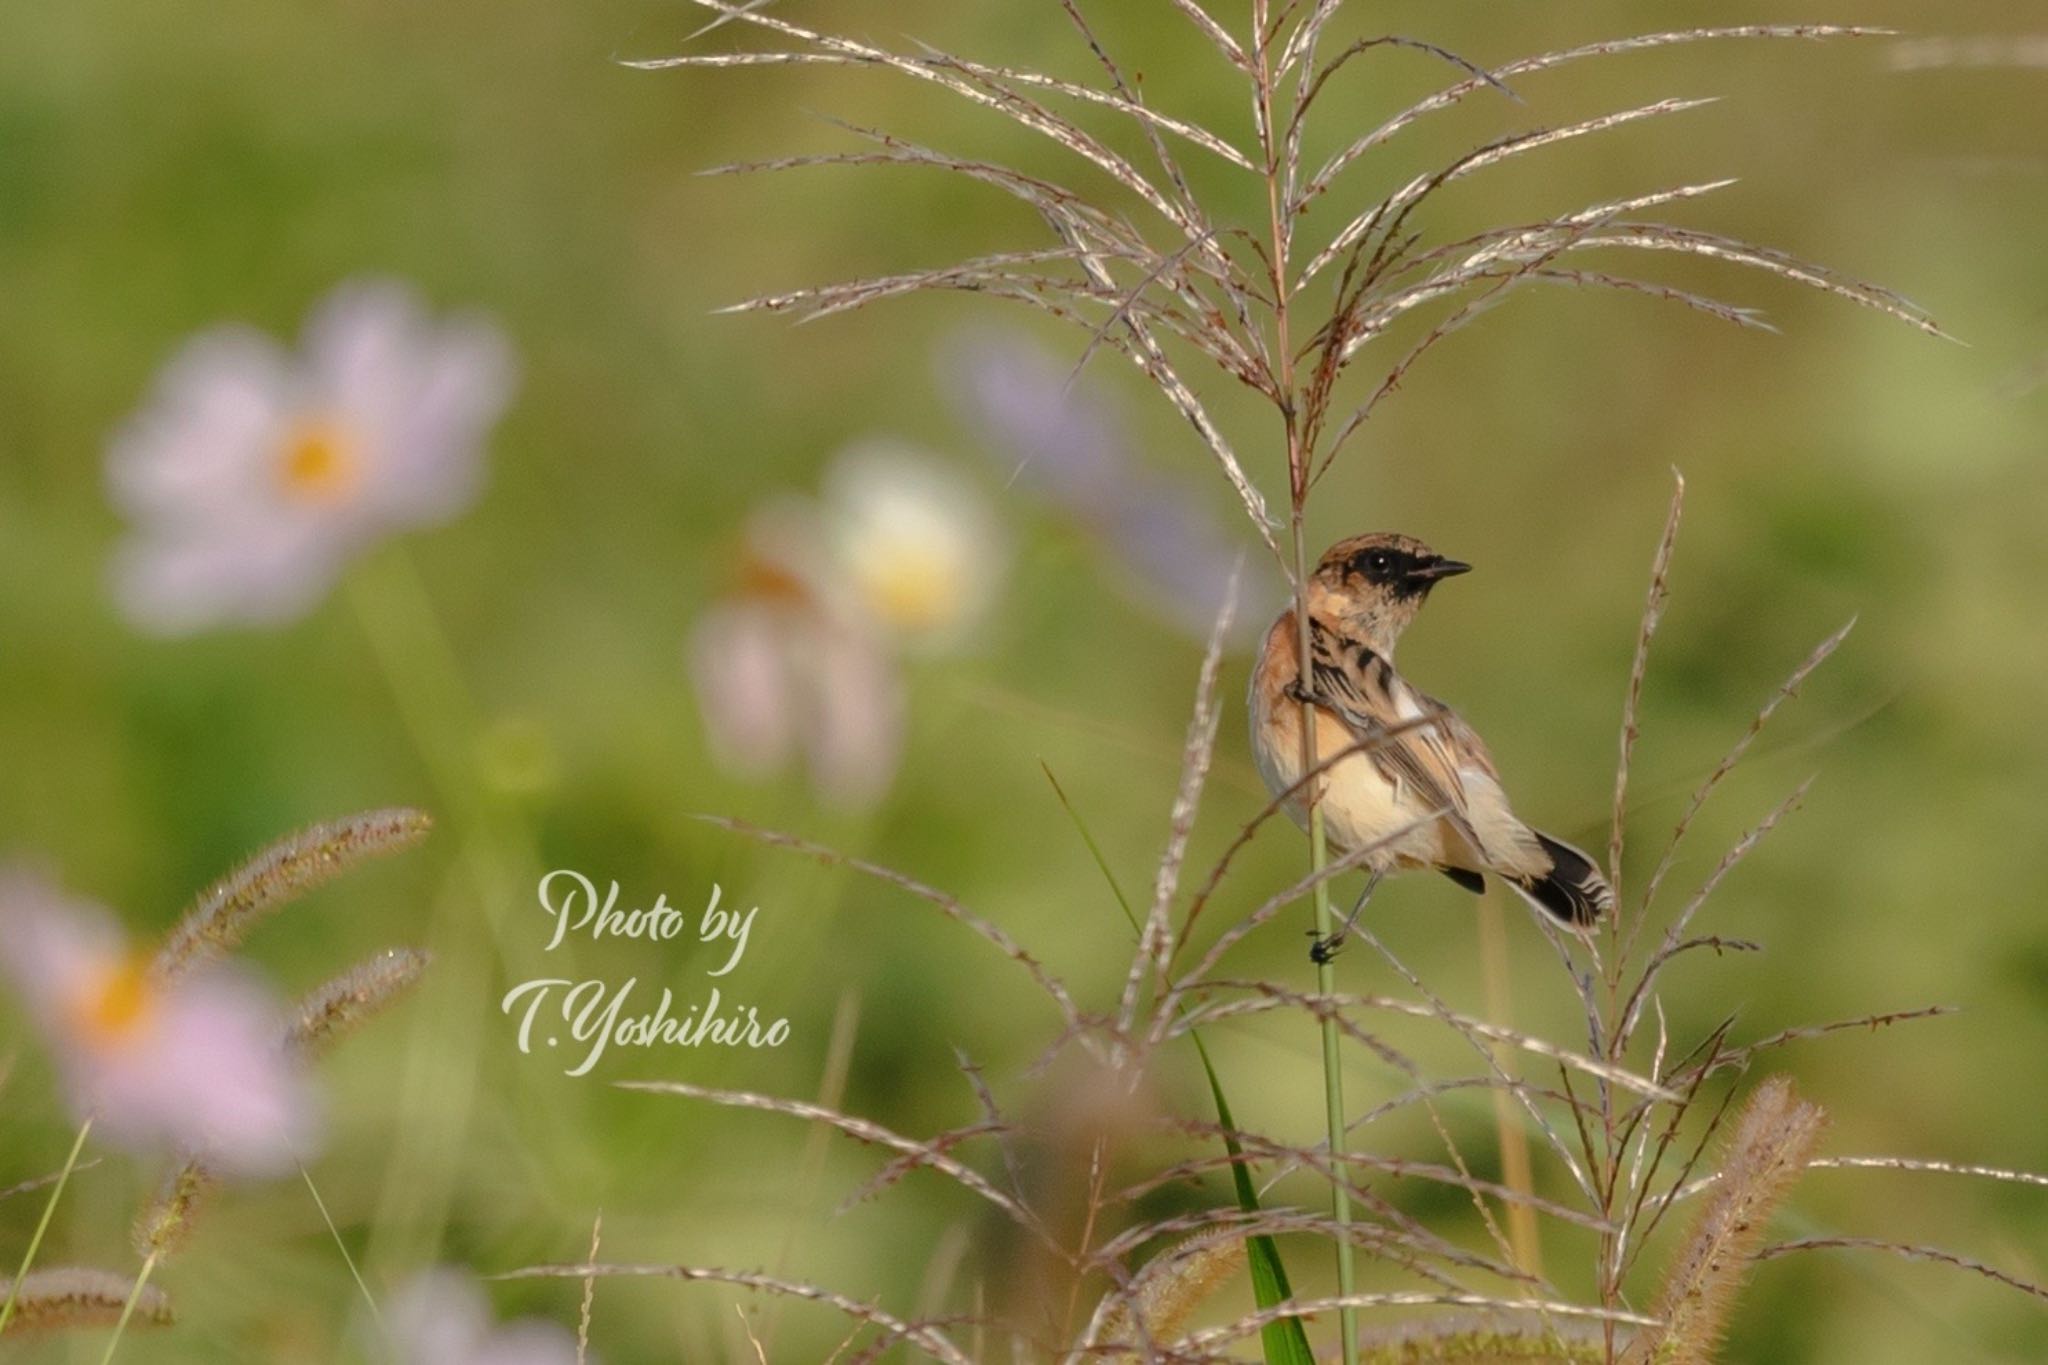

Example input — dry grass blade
[1301,97,1721,284]
[1633,619,1854,931]
[1119,568,1239,1040]
[1151,1125,1613,1234]
[1154,808,1449,1033]
[496,1264,972,1365]
[1562,226,1949,338]
[1177,986,1678,1101]
[837,1121,1010,1216]
[0,1268,173,1337]
[716,246,1097,315]
[1808,1156,2048,1189]
[1326,181,1742,354]
[614,1081,1048,1245]
[1122,337,1283,564]
[1166,0,1247,68]
[1523,270,1775,332]
[1610,473,1685,906]
[1314,210,1607,477]
[150,807,431,979]
[1656,1007,1955,1098]
[1754,1238,2048,1303]
[1171,716,1451,965]
[674,0,1209,253]
[654,44,1256,169]
[1618,780,1811,1048]
[1303,26,1887,203]
[695,815,1081,1029]
[0,1160,103,1205]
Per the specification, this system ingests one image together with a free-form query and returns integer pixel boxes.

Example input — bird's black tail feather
[1507,832,1614,926]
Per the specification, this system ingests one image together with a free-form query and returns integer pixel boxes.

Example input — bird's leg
[1309,869,1383,963]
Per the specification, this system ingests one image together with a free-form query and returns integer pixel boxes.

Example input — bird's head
[1306,531,1471,653]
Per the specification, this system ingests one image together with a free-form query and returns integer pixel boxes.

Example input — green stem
[95,1250,158,1365]
[0,1116,94,1336]
[1293,519,1357,1364]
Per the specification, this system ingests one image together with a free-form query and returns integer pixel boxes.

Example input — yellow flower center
[278,419,361,504]
[71,955,157,1051]
[856,545,965,634]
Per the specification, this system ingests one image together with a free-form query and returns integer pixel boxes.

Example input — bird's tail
[1505,832,1614,926]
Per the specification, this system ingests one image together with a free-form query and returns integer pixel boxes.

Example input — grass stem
[0,1117,94,1336]
[94,1250,158,1365]
[302,1164,380,1325]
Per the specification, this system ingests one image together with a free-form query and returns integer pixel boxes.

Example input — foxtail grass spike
[0,1268,172,1337]
[151,808,432,980]
[1624,1076,1827,1365]
[287,947,434,1058]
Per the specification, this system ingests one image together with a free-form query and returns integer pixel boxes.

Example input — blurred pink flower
[387,1269,583,1365]
[107,278,516,634]
[688,500,905,809]
[943,327,1272,643]
[0,871,320,1176]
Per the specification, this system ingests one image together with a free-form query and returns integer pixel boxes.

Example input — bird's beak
[1414,556,1472,581]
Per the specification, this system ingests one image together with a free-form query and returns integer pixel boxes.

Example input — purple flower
[107,278,516,634]
[0,872,320,1176]
[943,327,1273,642]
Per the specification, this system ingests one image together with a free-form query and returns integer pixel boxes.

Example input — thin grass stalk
[0,1118,95,1337]
[93,1251,158,1365]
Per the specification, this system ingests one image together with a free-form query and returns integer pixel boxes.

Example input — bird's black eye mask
[1347,547,1415,588]
[1342,547,1470,597]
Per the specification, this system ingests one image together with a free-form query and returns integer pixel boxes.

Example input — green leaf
[1194,1031,1317,1365]
[1043,765,1315,1365]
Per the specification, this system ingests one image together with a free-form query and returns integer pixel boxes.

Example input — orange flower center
[736,552,811,606]
[71,955,157,1051]
[278,419,361,504]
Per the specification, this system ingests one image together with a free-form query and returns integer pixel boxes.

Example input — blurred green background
[2,1,2044,1361]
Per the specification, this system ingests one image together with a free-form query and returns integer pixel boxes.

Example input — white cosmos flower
[107,278,516,634]
[0,872,320,1177]
[821,440,1004,649]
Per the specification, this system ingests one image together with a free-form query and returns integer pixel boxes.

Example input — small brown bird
[1251,532,1613,958]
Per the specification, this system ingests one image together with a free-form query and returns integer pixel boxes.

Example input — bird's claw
[1284,678,1318,706]
[1307,930,1344,965]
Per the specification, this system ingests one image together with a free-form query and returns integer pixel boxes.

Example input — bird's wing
[1307,622,1480,845]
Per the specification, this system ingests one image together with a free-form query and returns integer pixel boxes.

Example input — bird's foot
[1307,929,1345,965]
[1284,677,1318,706]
